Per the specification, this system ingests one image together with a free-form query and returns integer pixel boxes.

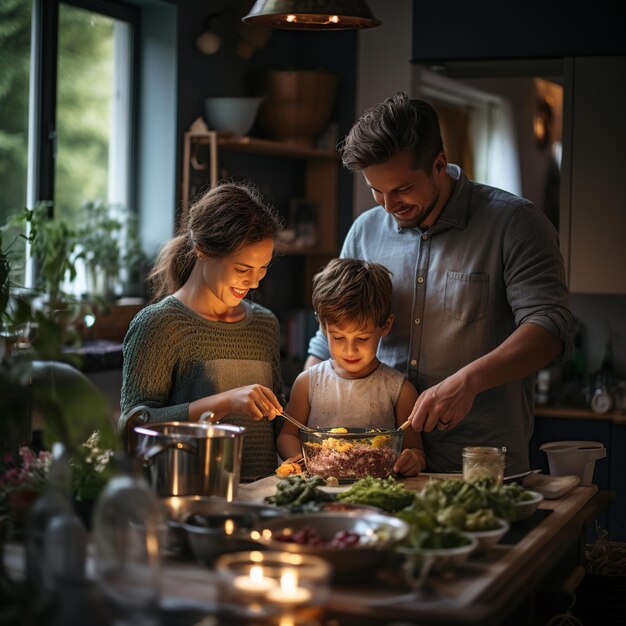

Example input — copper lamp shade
[242,0,381,30]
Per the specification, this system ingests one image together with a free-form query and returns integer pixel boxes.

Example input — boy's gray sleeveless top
[307,360,404,430]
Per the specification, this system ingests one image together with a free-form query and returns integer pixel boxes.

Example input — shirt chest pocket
[444,272,489,322]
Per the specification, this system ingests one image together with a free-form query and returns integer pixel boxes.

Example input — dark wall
[411,0,626,62]
[175,0,357,246]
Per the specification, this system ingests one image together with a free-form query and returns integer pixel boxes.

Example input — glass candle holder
[215,550,331,625]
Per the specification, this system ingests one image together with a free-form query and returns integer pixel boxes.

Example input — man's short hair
[338,91,443,172]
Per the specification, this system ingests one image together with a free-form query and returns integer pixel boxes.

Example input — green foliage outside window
[0,0,31,227]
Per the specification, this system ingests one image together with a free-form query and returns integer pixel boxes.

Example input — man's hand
[408,371,476,432]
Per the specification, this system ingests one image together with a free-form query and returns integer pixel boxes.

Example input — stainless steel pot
[134,422,245,500]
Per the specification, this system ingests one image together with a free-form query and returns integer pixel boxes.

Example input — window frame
[28,0,139,220]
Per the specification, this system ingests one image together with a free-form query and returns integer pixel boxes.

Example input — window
[0,0,138,294]
[0,0,32,285]
[56,3,133,221]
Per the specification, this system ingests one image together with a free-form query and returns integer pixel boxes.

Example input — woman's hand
[228,384,283,421]
[393,448,425,477]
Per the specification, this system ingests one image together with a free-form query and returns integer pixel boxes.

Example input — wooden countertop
[3,477,612,626]
[535,404,626,425]
[239,475,611,625]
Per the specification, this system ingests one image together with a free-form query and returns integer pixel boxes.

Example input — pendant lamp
[242,0,381,30]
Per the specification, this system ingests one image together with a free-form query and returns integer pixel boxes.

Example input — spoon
[279,411,317,433]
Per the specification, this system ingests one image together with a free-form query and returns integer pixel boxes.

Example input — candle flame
[250,565,264,582]
[280,569,297,592]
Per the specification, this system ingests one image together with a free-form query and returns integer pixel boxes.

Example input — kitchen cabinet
[560,56,626,294]
[531,409,625,542]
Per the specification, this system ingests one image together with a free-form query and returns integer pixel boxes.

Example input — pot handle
[199,410,216,423]
[138,440,198,466]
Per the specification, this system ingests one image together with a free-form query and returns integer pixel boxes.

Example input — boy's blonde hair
[312,258,393,329]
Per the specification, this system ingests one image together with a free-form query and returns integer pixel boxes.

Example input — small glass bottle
[462,446,506,485]
[93,454,164,626]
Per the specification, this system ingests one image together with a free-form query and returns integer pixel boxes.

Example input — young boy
[277,258,425,476]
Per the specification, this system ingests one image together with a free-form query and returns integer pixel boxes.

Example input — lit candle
[232,565,277,596]
[266,569,312,605]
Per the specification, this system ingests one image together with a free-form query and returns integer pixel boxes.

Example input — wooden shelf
[187,132,339,160]
[535,405,626,425]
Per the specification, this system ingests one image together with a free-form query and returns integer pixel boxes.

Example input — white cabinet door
[561,56,626,294]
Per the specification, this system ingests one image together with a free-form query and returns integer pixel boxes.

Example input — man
[305,92,574,474]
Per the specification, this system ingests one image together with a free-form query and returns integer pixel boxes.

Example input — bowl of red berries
[249,511,408,581]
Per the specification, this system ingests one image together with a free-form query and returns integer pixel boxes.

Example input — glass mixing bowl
[300,427,402,482]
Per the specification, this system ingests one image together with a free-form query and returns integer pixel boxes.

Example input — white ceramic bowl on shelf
[204,97,264,136]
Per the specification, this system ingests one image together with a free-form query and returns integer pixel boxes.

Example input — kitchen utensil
[502,469,542,484]
[300,427,403,481]
[181,513,261,567]
[539,441,607,486]
[464,518,510,553]
[204,97,264,136]
[249,511,408,582]
[279,411,317,433]
[396,534,478,580]
[522,473,580,499]
[397,419,412,431]
[253,70,338,147]
[510,490,544,521]
[160,495,285,523]
[463,446,506,485]
[134,422,245,499]
[162,496,284,557]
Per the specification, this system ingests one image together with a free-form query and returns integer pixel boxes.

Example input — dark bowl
[182,515,262,566]
[249,511,408,581]
[160,495,286,522]
[161,496,285,561]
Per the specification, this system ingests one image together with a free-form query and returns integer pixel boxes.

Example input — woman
[120,181,285,479]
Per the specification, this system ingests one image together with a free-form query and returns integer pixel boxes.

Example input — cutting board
[522,473,580,499]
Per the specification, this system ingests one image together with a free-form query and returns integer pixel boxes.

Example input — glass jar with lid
[462,446,506,485]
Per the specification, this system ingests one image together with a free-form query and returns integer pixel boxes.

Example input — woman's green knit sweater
[121,296,284,479]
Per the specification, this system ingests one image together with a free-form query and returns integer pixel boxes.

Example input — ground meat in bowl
[303,441,398,481]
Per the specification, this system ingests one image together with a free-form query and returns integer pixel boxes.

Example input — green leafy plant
[1,208,120,461]
[77,200,146,299]
[7,202,79,311]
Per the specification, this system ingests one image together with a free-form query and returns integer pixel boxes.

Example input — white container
[539,441,606,486]
[204,97,264,136]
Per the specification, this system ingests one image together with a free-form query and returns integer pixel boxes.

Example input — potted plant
[7,203,80,313]
[1,210,121,529]
[77,200,147,301]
